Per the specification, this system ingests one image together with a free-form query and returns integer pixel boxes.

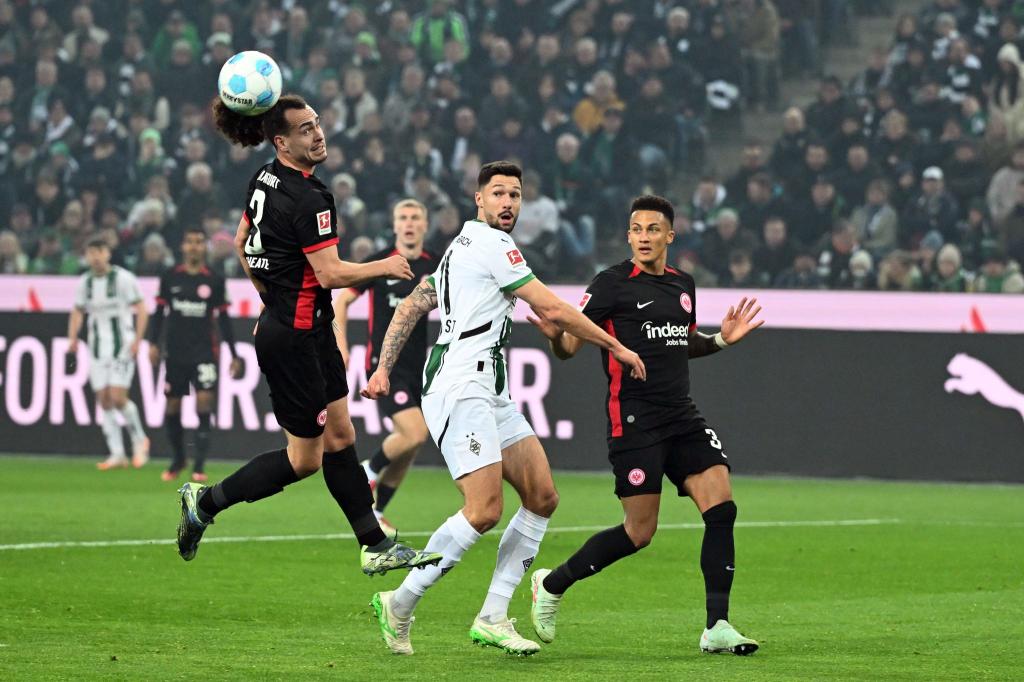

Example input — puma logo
[945,353,1024,422]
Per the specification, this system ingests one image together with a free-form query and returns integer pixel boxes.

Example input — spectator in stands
[564,36,601,102]
[944,139,988,209]
[791,174,847,248]
[573,71,624,136]
[331,172,367,242]
[972,243,1024,293]
[690,175,729,235]
[739,172,787,237]
[382,64,426,136]
[151,10,201,69]
[0,229,27,273]
[696,16,744,124]
[805,75,848,139]
[29,230,78,274]
[700,208,760,279]
[479,73,528,133]
[547,132,596,276]
[774,249,824,288]
[583,104,636,235]
[874,110,919,180]
[834,143,880,209]
[877,249,922,290]
[160,40,205,107]
[736,0,781,111]
[725,140,769,201]
[660,7,700,67]
[998,178,1024,265]
[851,179,900,258]
[986,142,1024,224]
[817,220,860,287]
[754,215,798,281]
[135,232,173,277]
[515,170,560,279]
[839,249,876,290]
[338,68,379,142]
[31,171,63,227]
[719,248,768,287]
[828,105,868,164]
[901,166,959,245]
[440,105,485,178]
[208,230,241,278]
[789,140,831,201]
[771,107,810,183]
[848,48,888,107]
[931,243,969,291]
[990,43,1024,145]
[625,74,674,189]
[352,136,401,228]
[410,0,470,68]
[178,162,223,243]
[426,204,462,256]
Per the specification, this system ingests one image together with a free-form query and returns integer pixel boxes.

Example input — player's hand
[720,297,765,345]
[612,345,646,381]
[527,307,562,340]
[382,255,413,280]
[361,369,390,400]
[67,338,78,356]
[230,357,244,379]
[66,341,78,372]
[148,344,160,367]
[130,339,141,357]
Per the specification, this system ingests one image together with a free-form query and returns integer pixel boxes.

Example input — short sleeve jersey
[580,260,700,450]
[74,266,143,360]
[349,247,436,378]
[422,220,536,396]
[241,159,338,330]
[154,266,229,362]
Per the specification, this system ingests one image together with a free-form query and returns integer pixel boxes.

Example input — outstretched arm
[362,279,438,398]
[689,297,764,359]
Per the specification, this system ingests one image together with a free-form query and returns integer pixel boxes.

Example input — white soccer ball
[218,51,282,116]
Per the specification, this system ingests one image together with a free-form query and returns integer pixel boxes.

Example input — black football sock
[375,483,397,512]
[542,524,638,595]
[193,412,212,474]
[166,414,185,471]
[368,448,390,474]
[701,501,737,629]
[197,448,298,522]
[322,445,390,548]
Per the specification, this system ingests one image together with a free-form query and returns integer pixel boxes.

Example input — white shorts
[422,386,535,480]
[89,356,136,391]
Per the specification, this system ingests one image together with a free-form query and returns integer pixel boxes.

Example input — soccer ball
[218,51,282,116]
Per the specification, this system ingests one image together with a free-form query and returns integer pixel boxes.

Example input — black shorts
[379,370,423,420]
[255,312,348,438]
[164,358,219,397]
[609,418,730,498]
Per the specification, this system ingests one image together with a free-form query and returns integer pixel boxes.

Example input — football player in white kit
[67,237,150,469]
[362,161,646,656]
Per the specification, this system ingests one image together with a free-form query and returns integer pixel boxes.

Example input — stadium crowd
[0,0,1018,291]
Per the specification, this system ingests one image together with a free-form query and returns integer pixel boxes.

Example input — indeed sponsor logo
[642,321,688,345]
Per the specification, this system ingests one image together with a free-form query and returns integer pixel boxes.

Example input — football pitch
[1,455,1021,680]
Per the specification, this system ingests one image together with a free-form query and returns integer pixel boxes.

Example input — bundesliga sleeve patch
[506,249,525,266]
[316,209,332,236]
[578,293,592,311]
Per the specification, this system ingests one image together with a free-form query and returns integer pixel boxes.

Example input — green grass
[1,455,1021,681]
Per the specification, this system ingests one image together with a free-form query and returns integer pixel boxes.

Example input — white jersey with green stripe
[74,266,143,360]
[422,220,536,397]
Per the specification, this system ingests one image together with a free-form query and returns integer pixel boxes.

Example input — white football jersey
[423,220,536,396]
[74,266,143,360]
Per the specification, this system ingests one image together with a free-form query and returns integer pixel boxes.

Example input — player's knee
[289,451,323,478]
[624,521,657,549]
[323,424,356,451]
[464,499,503,533]
[526,487,559,518]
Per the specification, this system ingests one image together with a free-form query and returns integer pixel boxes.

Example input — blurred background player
[67,238,150,471]
[333,199,435,535]
[528,195,763,655]
[175,93,440,578]
[148,226,243,483]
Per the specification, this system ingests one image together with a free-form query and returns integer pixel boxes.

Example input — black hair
[85,236,109,250]
[212,94,308,148]
[630,194,675,226]
[477,160,522,188]
[182,225,206,239]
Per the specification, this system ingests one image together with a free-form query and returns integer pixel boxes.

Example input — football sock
[193,412,212,473]
[368,448,390,475]
[391,511,481,618]
[322,446,388,548]
[375,483,397,512]
[120,400,146,446]
[100,408,126,459]
[197,448,298,521]
[543,524,638,595]
[701,501,737,628]
[166,414,185,471]
[479,506,549,623]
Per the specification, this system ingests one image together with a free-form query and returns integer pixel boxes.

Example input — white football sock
[120,400,146,445]
[362,459,378,483]
[100,408,126,459]
[479,506,549,623]
[391,511,481,618]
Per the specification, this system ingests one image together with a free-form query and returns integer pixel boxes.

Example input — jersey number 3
[245,189,267,255]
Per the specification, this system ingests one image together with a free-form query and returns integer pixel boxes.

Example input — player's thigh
[422,392,503,481]
[500,435,558,517]
[165,396,183,416]
[390,406,430,449]
[453,460,504,531]
[664,424,733,512]
[322,395,356,451]
[192,360,219,411]
[620,493,662,548]
[163,360,192,399]
[107,385,129,407]
[684,465,733,513]
[195,389,216,414]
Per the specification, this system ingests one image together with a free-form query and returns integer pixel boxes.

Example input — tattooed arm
[361,279,438,399]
